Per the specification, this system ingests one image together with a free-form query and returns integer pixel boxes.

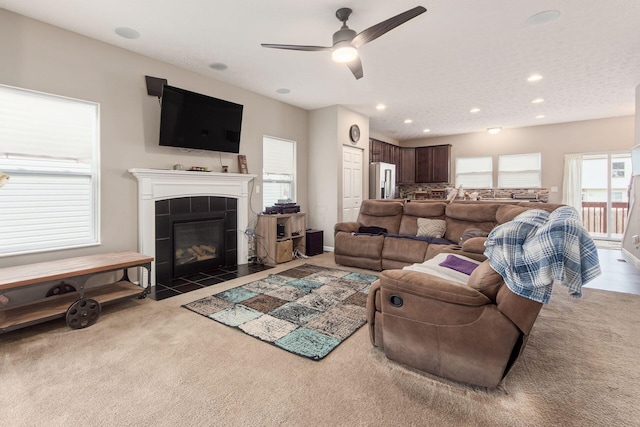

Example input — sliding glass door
[581,153,631,240]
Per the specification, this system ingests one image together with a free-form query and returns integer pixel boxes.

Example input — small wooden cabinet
[256,213,306,266]
[415,144,451,183]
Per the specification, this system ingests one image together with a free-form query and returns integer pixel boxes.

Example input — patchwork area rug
[182,264,378,360]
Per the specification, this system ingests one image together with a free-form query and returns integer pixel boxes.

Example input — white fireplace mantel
[129,168,256,286]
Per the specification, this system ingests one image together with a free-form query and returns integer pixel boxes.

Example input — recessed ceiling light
[115,27,140,39]
[376,104,386,111]
[275,88,290,94]
[487,127,501,135]
[527,10,561,26]
[209,63,228,71]
[536,114,546,119]
[423,129,431,133]
[470,108,481,113]
[532,98,544,104]
[404,119,413,124]
[528,74,543,82]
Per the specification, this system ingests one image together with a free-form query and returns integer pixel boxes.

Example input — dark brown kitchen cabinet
[397,147,416,184]
[370,139,382,163]
[369,139,399,165]
[392,145,400,167]
[415,144,451,183]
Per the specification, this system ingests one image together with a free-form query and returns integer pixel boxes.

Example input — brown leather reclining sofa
[334,199,562,387]
[334,199,560,271]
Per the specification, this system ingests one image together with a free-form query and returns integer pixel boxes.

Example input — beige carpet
[1,254,639,427]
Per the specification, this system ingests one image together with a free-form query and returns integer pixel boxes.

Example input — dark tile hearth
[149,263,272,301]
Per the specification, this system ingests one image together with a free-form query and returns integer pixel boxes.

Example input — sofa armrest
[379,269,491,307]
[461,237,487,254]
[334,222,360,234]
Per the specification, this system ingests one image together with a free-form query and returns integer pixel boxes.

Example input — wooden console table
[0,251,153,333]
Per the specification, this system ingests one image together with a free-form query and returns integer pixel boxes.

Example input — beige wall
[308,107,338,244]
[369,131,399,145]
[308,105,369,248]
[402,116,635,204]
[0,9,308,268]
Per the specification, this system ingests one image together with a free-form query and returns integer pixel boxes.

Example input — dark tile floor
[149,263,272,300]
[585,248,640,296]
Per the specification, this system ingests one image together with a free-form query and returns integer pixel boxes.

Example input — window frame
[262,136,296,208]
[0,84,100,257]
[455,156,493,188]
[497,152,542,188]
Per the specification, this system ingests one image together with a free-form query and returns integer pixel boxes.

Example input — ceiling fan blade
[346,57,363,80]
[351,6,427,48]
[261,43,331,52]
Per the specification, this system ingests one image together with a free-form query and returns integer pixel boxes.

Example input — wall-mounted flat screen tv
[159,85,243,153]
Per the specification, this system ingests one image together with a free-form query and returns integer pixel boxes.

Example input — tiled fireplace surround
[129,168,256,287]
[153,195,238,284]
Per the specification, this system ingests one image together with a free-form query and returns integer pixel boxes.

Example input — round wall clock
[349,124,360,144]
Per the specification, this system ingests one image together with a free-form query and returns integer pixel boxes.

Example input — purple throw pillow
[438,254,479,276]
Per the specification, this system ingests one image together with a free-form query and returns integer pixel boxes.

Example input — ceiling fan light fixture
[261,6,426,79]
[332,44,358,63]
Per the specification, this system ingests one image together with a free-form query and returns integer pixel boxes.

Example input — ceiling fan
[261,6,427,80]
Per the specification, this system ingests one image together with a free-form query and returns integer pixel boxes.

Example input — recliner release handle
[389,294,404,307]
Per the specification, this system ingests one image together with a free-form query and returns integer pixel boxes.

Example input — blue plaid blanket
[484,206,601,304]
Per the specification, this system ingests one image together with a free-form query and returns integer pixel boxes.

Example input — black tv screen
[159,85,243,153]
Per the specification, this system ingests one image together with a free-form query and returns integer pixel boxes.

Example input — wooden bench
[0,251,153,333]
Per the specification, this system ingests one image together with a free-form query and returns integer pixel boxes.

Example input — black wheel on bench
[65,298,101,329]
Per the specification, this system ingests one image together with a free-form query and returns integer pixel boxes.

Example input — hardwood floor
[584,248,640,296]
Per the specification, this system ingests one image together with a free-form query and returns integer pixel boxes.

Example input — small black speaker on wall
[145,75,168,99]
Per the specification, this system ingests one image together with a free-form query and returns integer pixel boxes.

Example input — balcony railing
[581,201,628,235]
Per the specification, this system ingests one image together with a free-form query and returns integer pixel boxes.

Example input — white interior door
[342,145,363,222]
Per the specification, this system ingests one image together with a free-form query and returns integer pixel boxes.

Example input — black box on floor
[306,229,323,256]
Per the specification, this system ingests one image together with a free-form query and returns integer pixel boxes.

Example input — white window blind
[0,84,99,257]
[262,136,295,207]
[455,156,493,188]
[498,153,541,188]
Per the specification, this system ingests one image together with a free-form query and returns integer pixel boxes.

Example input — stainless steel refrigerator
[369,162,396,199]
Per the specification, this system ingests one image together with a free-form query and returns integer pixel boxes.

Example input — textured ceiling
[1,0,640,141]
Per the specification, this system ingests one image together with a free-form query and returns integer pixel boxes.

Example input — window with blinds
[262,136,295,208]
[0,84,99,257]
[498,153,541,188]
[455,156,493,188]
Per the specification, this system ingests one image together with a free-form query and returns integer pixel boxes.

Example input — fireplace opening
[155,196,238,285]
[173,218,225,278]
